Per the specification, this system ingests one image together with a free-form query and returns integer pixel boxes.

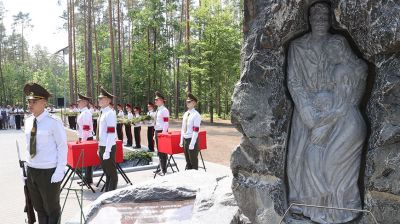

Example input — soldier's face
[98,97,110,108]
[27,99,47,115]
[186,100,196,109]
[155,98,163,107]
[78,100,87,109]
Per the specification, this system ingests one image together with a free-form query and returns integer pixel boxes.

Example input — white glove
[179,142,183,148]
[189,144,195,150]
[103,151,110,160]
[21,175,27,185]
[51,172,64,183]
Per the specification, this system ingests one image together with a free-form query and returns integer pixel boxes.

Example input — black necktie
[30,118,37,158]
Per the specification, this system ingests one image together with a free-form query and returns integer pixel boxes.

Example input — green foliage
[0,0,243,121]
[124,150,153,161]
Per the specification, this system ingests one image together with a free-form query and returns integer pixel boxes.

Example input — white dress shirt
[180,108,201,148]
[25,110,67,174]
[133,113,142,127]
[127,111,134,120]
[146,110,156,127]
[117,110,124,118]
[98,107,117,152]
[154,105,169,132]
[77,107,93,140]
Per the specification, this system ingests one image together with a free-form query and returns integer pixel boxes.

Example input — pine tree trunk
[86,0,94,98]
[175,0,185,119]
[117,0,123,100]
[108,0,117,104]
[147,28,151,103]
[185,0,191,92]
[68,0,75,104]
[93,0,101,98]
[72,0,78,101]
[153,27,157,90]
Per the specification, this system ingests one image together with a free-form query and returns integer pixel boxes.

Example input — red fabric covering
[107,127,115,133]
[157,130,207,154]
[163,117,169,122]
[193,126,200,132]
[83,125,90,131]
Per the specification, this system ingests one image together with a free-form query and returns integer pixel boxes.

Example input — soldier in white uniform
[15,105,24,130]
[116,104,124,141]
[179,93,202,170]
[24,83,67,224]
[154,91,169,175]
[125,104,133,147]
[97,87,118,192]
[133,106,142,149]
[76,93,94,184]
[117,104,125,140]
[146,102,156,152]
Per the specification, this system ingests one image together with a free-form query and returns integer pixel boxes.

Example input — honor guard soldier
[154,91,169,175]
[24,83,67,224]
[133,106,142,149]
[116,104,124,140]
[179,93,202,170]
[97,87,118,191]
[124,104,133,147]
[76,93,94,184]
[146,103,156,152]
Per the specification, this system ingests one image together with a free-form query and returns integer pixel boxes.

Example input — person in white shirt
[15,105,24,130]
[179,93,202,170]
[125,104,134,147]
[68,104,77,130]
[24,83,67,224]
[97,87,118,192]
[90,104,99,136]
[116,104,124,141]
[76,93,94,184]
[133,106,142,149]
[154,91,169,175]
[146,102,156,152]
[8,105,15,129]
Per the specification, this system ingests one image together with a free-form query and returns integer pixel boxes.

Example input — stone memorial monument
[231,0,399,223]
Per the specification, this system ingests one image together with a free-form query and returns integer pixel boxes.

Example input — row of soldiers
[22,82,202,224]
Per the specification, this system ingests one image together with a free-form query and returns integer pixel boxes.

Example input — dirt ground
[66,118,241,167]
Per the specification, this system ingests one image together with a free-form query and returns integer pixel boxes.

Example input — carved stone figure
[287,2,368,223]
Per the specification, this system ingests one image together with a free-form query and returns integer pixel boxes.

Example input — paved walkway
[0,128,233,224]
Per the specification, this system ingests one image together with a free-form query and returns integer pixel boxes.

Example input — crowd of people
[0,105,25,130]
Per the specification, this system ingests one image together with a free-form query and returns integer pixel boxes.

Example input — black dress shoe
[133,146,141,149]
[124,144,132,147]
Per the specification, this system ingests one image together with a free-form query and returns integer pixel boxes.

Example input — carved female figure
[286,2,367,223]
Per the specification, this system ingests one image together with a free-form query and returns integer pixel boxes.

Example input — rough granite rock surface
[67,170,239,224]
[231,0,399,223]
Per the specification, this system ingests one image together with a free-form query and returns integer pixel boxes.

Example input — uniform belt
[27,166,56,171]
